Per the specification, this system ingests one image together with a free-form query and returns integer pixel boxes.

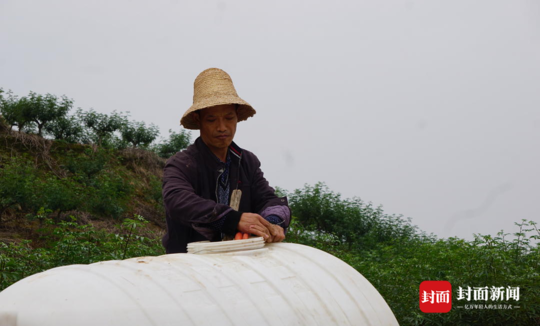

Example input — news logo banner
[420,282,520,313]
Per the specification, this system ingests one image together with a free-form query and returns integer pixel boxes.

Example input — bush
[85,170,133,219]
[64,148,109,184]
[288,182,422,250]
[37,177,83,218]
[0,157,41,224]
[0,214,164,291]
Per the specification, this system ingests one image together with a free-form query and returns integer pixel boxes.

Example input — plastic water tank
[0,243,399,326]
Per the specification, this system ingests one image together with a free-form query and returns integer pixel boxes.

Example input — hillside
[0,122,167,245]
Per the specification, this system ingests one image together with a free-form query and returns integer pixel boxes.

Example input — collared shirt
[208,153,231,231]
[217,153,232,206]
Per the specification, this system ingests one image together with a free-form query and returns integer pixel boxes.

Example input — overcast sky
[1,0,539,240]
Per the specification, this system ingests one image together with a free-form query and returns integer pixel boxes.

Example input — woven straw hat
[180,68,256,130]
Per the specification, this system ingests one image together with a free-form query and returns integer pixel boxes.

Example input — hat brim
[180,95,256,130]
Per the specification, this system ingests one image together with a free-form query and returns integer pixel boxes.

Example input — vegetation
[286,183,540,325]
[0,213,163,291]
[0,88,538,325]
[0,88,190,155]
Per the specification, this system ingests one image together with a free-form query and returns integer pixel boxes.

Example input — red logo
[420,281,452,313]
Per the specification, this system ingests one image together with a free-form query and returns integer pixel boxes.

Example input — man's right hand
[237,213,272,240]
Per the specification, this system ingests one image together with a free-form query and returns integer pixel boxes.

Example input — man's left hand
[264,224,285,243]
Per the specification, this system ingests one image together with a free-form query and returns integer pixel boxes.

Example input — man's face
[198,104,238,155]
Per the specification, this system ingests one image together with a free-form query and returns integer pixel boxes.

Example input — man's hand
[237,213,271,240]
[265,224,285,243]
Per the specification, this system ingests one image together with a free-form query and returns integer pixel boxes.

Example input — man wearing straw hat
[162,68,291,254]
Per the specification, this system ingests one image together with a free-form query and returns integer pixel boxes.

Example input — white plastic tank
[0,242,399,326]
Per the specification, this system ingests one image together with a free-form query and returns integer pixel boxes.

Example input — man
[162,68,291,253]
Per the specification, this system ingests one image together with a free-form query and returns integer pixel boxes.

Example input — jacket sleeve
[162,154,240,239]
[249,155,291,229]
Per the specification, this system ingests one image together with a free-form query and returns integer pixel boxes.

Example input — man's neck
[198,137,231,163]
[213,149,228,163]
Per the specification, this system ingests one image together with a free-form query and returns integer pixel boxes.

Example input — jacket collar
[195,137,243,166]
[228,140,243,160]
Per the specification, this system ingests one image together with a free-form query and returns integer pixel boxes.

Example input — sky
[1,0,539,240]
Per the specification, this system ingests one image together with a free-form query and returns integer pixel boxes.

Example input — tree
[154,129,191,158]
[45,114,84,143]
[80,109,127,146]
[26,92,72,136]
[120,121,160,148]
[0,90,23,131]
[0,90,71,135]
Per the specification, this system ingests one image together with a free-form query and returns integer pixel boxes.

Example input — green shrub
[288,182,422,250]
[0,157,41,224]
[63,148,108,184]
[0,214,164,291]
[37,176,83,218]
[83,168,133,219]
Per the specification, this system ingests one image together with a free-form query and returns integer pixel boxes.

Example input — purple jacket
[162,137,291,253]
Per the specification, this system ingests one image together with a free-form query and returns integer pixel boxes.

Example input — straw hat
[180,68,256,130]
